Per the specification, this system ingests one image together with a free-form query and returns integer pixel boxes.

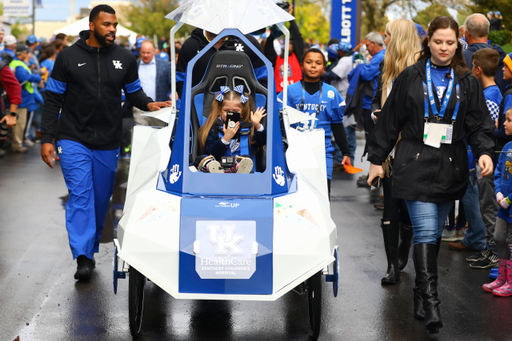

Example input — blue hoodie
[495,141,512,222]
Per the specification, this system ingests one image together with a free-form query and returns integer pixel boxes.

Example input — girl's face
[384,30,391,46]
[219,99,242,122]
[428,28,457,66]
[302,52,325,81]
[504,111,512,136]
[503,65,512,81]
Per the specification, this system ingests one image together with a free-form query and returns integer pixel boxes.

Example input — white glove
[499,197,511,209]
[497,192,505,203]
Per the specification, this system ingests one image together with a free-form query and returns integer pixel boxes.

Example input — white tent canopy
[165,0,293,35]
[53,17,138,45]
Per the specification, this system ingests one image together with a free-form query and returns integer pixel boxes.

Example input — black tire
[129,266,145,336]
[307,271,322,339]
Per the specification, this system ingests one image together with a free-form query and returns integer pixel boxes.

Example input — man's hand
[0,115,16,128]
[147,101,172,111]
[41,143,55,169]
[479,154,493,177]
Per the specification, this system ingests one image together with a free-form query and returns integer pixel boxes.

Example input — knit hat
[504,53,512,73]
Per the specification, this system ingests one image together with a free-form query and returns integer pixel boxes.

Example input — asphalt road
[1,137,510,341]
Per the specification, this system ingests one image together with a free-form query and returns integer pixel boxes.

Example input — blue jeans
[57,140,119,259]
[344,125,356,165]
[460,177,486,250]
[405,200,454,245]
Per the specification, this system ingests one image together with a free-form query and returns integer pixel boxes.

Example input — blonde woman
[370,19,421,286]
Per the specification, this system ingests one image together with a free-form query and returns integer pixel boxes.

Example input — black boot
[398,222,413,270]
[75,255,95,281]
[414,243,442,334]
[412,249,425,320]
[381,219,400,285]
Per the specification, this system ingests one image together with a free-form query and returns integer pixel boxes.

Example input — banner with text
[3,0,30,17]
[330,0,361,47]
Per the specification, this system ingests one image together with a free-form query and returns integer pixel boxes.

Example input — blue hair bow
[233,85,249,104]
[215,86,230,102]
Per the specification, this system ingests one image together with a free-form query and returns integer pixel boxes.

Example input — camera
[0,112,8,140]
[276,1,290,11]
[226,111,240,124]
[221,156,235,168]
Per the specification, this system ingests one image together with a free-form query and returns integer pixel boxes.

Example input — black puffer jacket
[367,59,495,202]
[41,30,152,150]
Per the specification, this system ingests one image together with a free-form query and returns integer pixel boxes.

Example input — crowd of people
[1,2,512,336]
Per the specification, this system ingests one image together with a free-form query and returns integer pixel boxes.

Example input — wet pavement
[1,137,511,341]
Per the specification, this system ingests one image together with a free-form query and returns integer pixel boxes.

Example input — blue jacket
[495,141,512,222]
[137,57,172,102]
[10,57,41,109]
[360,49,385,109]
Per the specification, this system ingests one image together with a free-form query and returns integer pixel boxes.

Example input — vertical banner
[330,0,361,46]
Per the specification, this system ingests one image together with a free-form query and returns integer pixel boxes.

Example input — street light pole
[32,0,35,35]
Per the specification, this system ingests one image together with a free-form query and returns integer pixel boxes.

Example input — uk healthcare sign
[3,0,30,17]
[331,0,361,46]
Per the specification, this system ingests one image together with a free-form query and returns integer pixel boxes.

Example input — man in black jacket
[40,4,171,281]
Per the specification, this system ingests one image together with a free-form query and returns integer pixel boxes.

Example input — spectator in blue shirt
[360,32,386,134]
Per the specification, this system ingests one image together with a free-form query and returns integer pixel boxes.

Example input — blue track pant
[57,140,119,259]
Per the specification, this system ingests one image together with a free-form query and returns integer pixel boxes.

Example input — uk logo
[208,224,244,255]
[112,60,123,69]
[235,43,244,52]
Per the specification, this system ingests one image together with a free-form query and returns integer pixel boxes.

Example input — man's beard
[93,27,114,47]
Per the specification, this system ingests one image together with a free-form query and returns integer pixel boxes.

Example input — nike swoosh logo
[78,63,86,67]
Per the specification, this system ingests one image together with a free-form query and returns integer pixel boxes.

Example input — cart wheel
[129,266,145,336]
[307,271,322,339]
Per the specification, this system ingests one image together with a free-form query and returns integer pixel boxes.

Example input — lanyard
[301,81,323,124]
[424,59,459,123]
[425,59,457,121]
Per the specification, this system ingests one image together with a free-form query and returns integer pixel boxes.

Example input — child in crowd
[458,48,503,269]
[278,48,351,196]
[197,85,266,173]
[495,52,512,152]
[484,108,512,296]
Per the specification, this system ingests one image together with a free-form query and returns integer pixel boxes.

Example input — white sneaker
[441,228,458,242]
[233,156,253,174]
[199,155,224,173]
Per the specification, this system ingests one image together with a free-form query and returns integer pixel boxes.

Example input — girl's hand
[251,107,267,130]
[222,121,240,142]
[367,163,384,186]
[497,192,504,203]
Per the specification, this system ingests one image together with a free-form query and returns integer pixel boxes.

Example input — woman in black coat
[367,16,495,334]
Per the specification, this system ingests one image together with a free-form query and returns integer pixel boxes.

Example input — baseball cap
[26,34,40,45]
[4,35,17,46]
[504,53,512,73]
[337,42,353,53]
[136,37,145,49]
[495,11,501,16]
[15,44,30,54]
[415,23,426,38]
[327,44,338,59]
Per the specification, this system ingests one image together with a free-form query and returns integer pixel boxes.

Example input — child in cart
[484,107,512,296]
[197,85,267,173]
